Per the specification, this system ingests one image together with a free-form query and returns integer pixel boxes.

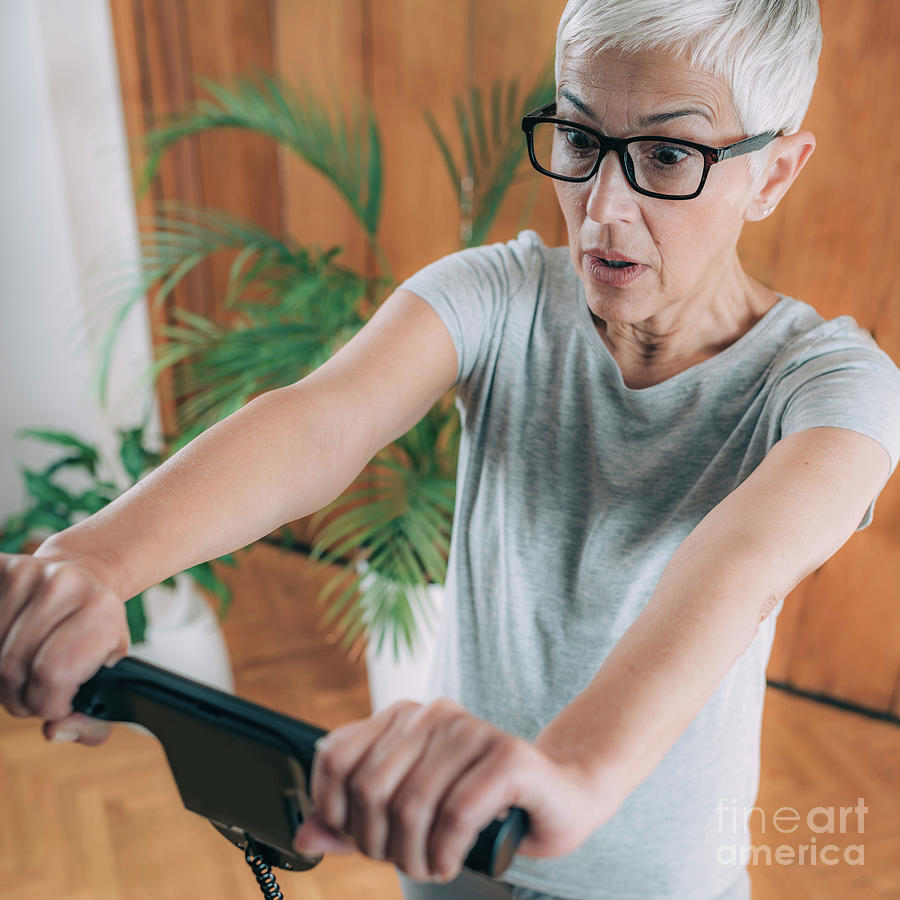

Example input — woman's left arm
[292,426,890,882]
[533,426,892,798]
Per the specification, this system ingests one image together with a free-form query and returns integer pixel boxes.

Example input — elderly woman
[2,1,899,899]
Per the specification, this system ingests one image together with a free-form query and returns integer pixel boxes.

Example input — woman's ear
[746,129,816,221]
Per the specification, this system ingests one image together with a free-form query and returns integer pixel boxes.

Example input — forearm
[533,539,773,801]
[33,385,371,599]
[533,429,885,804]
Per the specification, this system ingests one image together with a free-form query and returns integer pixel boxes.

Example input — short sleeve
[778,317,900,530]
[397,230,540,389]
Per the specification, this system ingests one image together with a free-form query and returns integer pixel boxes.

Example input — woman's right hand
[0,551,130,746]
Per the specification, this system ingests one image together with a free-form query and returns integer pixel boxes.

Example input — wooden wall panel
[108,0,279,440]
[274,0,371,278]
[134,0,212,311]
[368,0,468,282]
[741,0,900,713]
[469,0,567,249]
[183,0,281,325]
[108,0,179,435]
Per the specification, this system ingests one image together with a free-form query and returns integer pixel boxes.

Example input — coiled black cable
[244,840,285,899]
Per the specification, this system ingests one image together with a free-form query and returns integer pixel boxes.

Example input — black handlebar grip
[463,805,530,878]
[72,657,530,878]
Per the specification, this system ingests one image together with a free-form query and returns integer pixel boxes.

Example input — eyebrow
[558,89,714,129]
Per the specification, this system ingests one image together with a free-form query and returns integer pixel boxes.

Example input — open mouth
[599,258,635,268]
[586,253,647,285]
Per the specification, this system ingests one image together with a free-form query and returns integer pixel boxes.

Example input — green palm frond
[307,405,458,661]
[423,62,555,247]
[151,308,366,432]
[89,203,369,413]
[139,70,383,241]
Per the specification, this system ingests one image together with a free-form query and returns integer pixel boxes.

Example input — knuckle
[31,692,70,722]
[4,553,29,574]
[0,680,30,717]
[0,556,34,600]
[45,564,87,595]
[445,716,479,743]
[392,792,430,830]
[758,593,781,622]
[79,589,109,615]
[430,697,463,715]
[110,630,129,657]
[29,656,69,693]
[315,749,346,781]
[386,699,420,716]
[497,735,527,765]
[382,700,425,729]
[26,669,72,720]
[315,756,336,783]
[0,554,22,584]
[420,698,464,728]
[0,653,25,686]
[437,804,471,836]
[347,775,381,811]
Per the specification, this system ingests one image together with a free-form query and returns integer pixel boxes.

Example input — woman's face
[555,48,762,326]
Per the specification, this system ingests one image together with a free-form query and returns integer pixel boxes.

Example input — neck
[593,257,778,389]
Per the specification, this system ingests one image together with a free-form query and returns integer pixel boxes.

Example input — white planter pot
[128,572,234,694]
[363,577,444,714]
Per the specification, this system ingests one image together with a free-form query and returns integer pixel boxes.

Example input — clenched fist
[292,697,624,883]
[0,550,130,745]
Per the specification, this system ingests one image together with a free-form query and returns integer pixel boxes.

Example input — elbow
[758,591,783,624]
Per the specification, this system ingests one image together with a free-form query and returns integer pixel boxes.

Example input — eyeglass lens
[530,122,706,197]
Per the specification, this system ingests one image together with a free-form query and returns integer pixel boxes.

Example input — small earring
[761,206,774,218]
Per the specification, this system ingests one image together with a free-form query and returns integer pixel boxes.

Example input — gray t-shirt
[398,229,900,900]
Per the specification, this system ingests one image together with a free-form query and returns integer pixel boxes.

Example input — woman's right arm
[0,288,457,735]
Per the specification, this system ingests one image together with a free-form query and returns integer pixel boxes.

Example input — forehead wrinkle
[558,51,735,137]
[558,88,714,130]
[639,108,714,128]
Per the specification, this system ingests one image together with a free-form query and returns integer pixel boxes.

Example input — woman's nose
[585,150,640,223]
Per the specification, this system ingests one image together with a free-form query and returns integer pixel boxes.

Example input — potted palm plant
[91,65,554,710]
[1,423,242,692]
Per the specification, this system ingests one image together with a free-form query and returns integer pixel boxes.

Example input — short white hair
[555,0,822,176]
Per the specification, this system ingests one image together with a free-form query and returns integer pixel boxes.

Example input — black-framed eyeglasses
[521,102,783,200]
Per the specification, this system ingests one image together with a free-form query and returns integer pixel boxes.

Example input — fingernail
[50,731,79,743]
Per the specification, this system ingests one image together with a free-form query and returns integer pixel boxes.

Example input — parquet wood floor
[1,541,897,898]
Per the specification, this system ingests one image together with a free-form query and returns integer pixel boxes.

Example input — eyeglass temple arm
[717,129,784,161]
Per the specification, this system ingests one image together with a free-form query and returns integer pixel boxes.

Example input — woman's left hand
[292,697,622,883]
